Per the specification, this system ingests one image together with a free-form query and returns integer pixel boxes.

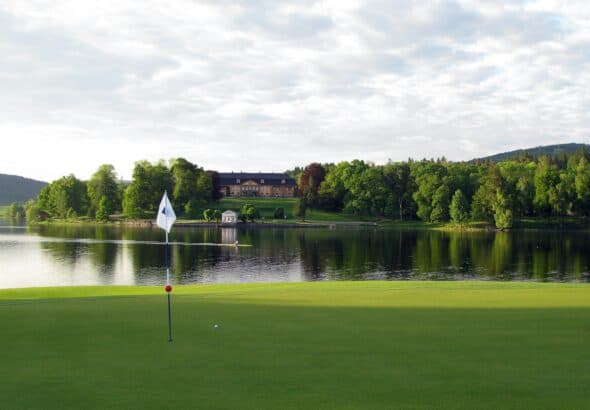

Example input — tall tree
[498,160,535,217]
[411,161,447,222]
[299,163,326,207]
[493,189,513,229]
[471,164,502,222]
[317,163,348,211]
[533,157,559,217]
[430,185,450,222]
[170,158,197,208]
[37,174,88,218]
[95,196,110,222]
[195,171,214,203]
[383,162,414,220]
[450,189,469,226]
[87,164,119,218]
[346,165,390,216]
[575,157,590,215]
[123,160,173,218]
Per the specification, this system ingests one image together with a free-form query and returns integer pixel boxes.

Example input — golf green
[1,282,589,409]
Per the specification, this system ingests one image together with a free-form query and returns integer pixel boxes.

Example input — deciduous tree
[87,164,119,218]
[450,189,469,226]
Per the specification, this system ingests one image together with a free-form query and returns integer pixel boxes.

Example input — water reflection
[221,227,237,244]
[0,222,589,288]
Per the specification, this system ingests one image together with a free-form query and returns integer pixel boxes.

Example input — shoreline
[12,216,590,232]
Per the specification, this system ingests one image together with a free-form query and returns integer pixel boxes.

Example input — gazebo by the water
[221,210,238,224]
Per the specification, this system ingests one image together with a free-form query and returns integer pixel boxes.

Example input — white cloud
[0,0,589,181]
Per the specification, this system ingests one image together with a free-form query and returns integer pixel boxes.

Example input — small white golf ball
[214,324,219,328]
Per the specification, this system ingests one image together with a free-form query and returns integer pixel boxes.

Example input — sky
[1,0,589,182]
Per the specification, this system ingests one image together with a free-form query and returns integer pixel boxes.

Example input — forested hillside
[0,174,46,205]
[293,147,590,229]
[471,143,590,163]
[9,144,590,230]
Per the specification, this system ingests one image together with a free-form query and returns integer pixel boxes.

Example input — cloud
[0,0,589,181]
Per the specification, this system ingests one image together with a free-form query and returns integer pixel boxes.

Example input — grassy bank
[2,282,589,409]
[195,198,378,223]
[194,199,590,228]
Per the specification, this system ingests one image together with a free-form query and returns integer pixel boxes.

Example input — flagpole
[158,191,175,343]
[165,214,173,342]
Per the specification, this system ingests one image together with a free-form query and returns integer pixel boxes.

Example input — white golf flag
[156,191,176,233]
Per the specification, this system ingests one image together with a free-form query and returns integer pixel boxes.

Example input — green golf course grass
[1,281,590,409]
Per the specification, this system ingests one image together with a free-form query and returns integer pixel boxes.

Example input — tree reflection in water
[8,224,590,286]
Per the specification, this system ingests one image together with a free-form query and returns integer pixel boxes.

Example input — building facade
[217,173,296,198]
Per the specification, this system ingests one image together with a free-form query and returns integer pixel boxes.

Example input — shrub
[240,203,260,222]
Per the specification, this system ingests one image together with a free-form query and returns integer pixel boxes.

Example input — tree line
[293,149,590,228]
[10,159,217,222]
[7,149,590,228]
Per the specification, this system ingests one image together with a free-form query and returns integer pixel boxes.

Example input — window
[237,179,241,184]
[261,179,264,184]
[281,179,286,184]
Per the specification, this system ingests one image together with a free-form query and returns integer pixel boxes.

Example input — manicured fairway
[1,282,590,409]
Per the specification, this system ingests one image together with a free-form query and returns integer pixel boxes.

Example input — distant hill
[0,174,47,205]
[470,143,590,163]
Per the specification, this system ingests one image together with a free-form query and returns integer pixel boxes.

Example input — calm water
[1,221,590,288]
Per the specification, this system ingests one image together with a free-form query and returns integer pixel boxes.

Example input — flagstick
[165,227,173,342]
[158,191,175,343]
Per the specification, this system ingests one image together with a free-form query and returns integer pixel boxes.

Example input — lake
[1,221,589,288]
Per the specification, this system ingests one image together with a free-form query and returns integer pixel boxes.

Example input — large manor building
[216,172,297,198]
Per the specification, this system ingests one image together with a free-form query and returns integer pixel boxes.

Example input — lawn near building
[1,281,590,409]
[194,197,377,222]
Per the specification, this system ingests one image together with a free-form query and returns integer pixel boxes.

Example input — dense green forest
[0,174,46,205]
[291,148,590,229]
[5,159,217,223]
[470,143,590,163]
[6,147,590,229]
